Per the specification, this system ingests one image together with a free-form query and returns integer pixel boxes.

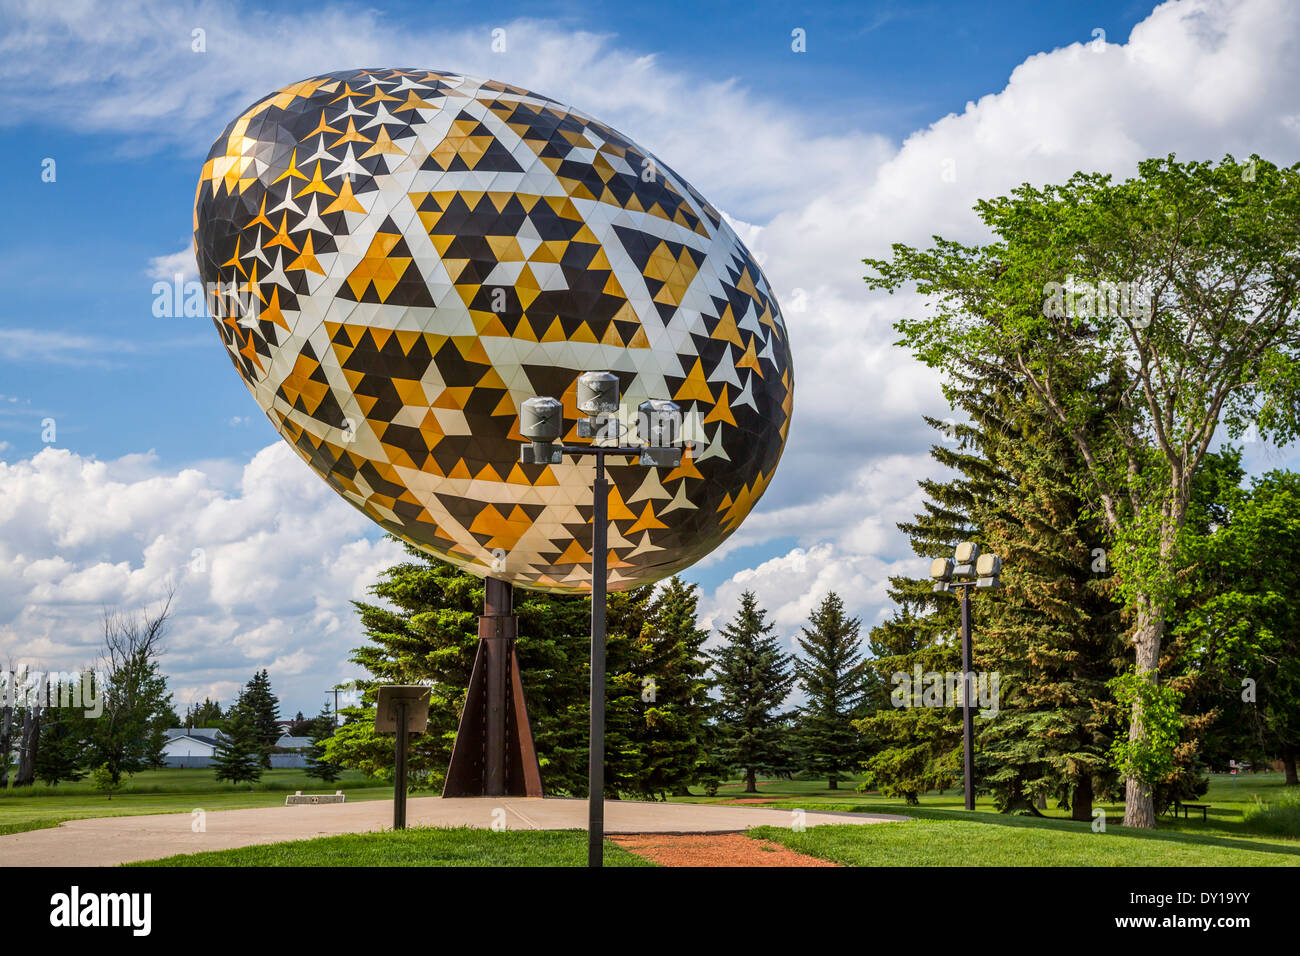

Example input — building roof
[163,728,225,749]
[275,735,313,750]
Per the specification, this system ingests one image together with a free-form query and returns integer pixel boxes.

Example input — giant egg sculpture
[194,69,793,592]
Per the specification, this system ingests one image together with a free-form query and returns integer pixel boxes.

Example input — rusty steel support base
[442,577,543,798]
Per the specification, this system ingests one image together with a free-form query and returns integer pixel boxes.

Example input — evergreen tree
[326,543,591,793]
[971,393,1127,819]
[854,414,978,805]
[599,584,655,797]
[858,374,1127,813]
[794,592,867,790]
[212,705,263,785]
[710,591,795,792]
[610,577,714,798]
[304,707,343,783]
[240,669,281,768]
[185,698,224,728]
[33,705,85,786]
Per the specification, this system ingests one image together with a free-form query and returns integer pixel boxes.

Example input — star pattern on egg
[194,68,793,592]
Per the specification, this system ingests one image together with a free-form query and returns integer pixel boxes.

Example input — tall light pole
[930,541,1002,811]
[519,372,683,867]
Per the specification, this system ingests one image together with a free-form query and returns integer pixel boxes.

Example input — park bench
[285,790,346,806]
[1169,799,1211,822]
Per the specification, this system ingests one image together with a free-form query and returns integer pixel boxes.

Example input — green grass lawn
[0,768,391,835]
[7,766,1297,867]
[127,827,654,867]
[675,771,1300,866]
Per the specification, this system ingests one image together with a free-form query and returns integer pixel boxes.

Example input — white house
[161,727,225,767]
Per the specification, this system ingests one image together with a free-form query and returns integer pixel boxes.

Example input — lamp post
[930,541,1002,811]
[519,372,683,867]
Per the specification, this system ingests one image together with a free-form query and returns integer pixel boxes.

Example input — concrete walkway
[0,797,907,867]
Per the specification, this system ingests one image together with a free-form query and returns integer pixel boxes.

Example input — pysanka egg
[194,68,793,592]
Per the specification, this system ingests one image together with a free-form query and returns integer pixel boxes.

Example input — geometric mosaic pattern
[194,68,793,593]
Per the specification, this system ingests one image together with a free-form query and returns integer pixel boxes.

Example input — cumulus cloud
[0,444,403,710]
[147,246,198,282]
[0,0,888,222]
[701,0,1300,644]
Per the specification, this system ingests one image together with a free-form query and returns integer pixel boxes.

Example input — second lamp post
[930,541,1001,811]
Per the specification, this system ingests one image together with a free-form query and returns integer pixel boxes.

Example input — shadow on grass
[754,799,1300,859]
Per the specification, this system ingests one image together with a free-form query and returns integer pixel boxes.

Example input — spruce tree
[34,705,85,786]
[600,584,655,797]
[304,707,343,784]
[794,592,867,789]
[855,415,977,805]
[625,577,714,798]
[327,542,591,793]
[711,591,795,793]
[969,383,1126,818]
[212,705,263,785]
[185,698,224,728]
[858,370,1128,814]
[240,669,281,768]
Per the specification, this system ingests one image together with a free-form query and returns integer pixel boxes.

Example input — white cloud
[0,329,206,367]
[0,444,403,710]
[698,0,1300,652]
[0,1,889,221]
[147,246,197,282]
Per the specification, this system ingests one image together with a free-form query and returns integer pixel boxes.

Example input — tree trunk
[1123,603,1162,829]
[1071,775,1094,822]
[744,768,757,793]
[828,775,838,790]
[1283,746,1298,786]
[15,706,40,787]
[0,703,13,787]
[1034,793,1047,810]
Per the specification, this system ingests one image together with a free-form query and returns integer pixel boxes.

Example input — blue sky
[1,0,1156,470]
[1,0,1297,715]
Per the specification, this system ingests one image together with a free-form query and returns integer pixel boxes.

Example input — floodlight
[577,371,620,415]
[639,445,682,468]
[930,557,954,581]
[975,553,1002,577]
[975,576,1002,590]
[520,396,563,464]
[637,399,682,447]
[954,541,980,564]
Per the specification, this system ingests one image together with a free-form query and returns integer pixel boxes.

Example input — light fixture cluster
[520,371,684,468]
[930,540,1003,592]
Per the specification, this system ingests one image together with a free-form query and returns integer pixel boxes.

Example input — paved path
[0,797,906,867]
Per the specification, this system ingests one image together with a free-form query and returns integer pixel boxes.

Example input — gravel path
[610,832,839,867]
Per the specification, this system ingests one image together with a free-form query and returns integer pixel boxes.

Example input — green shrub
[1242,788,1300,838]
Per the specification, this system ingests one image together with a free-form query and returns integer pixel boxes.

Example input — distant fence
[162,756,215,769]
[161,754,307,769]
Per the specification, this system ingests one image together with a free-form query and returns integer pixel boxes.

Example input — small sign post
[376,685,430,830]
